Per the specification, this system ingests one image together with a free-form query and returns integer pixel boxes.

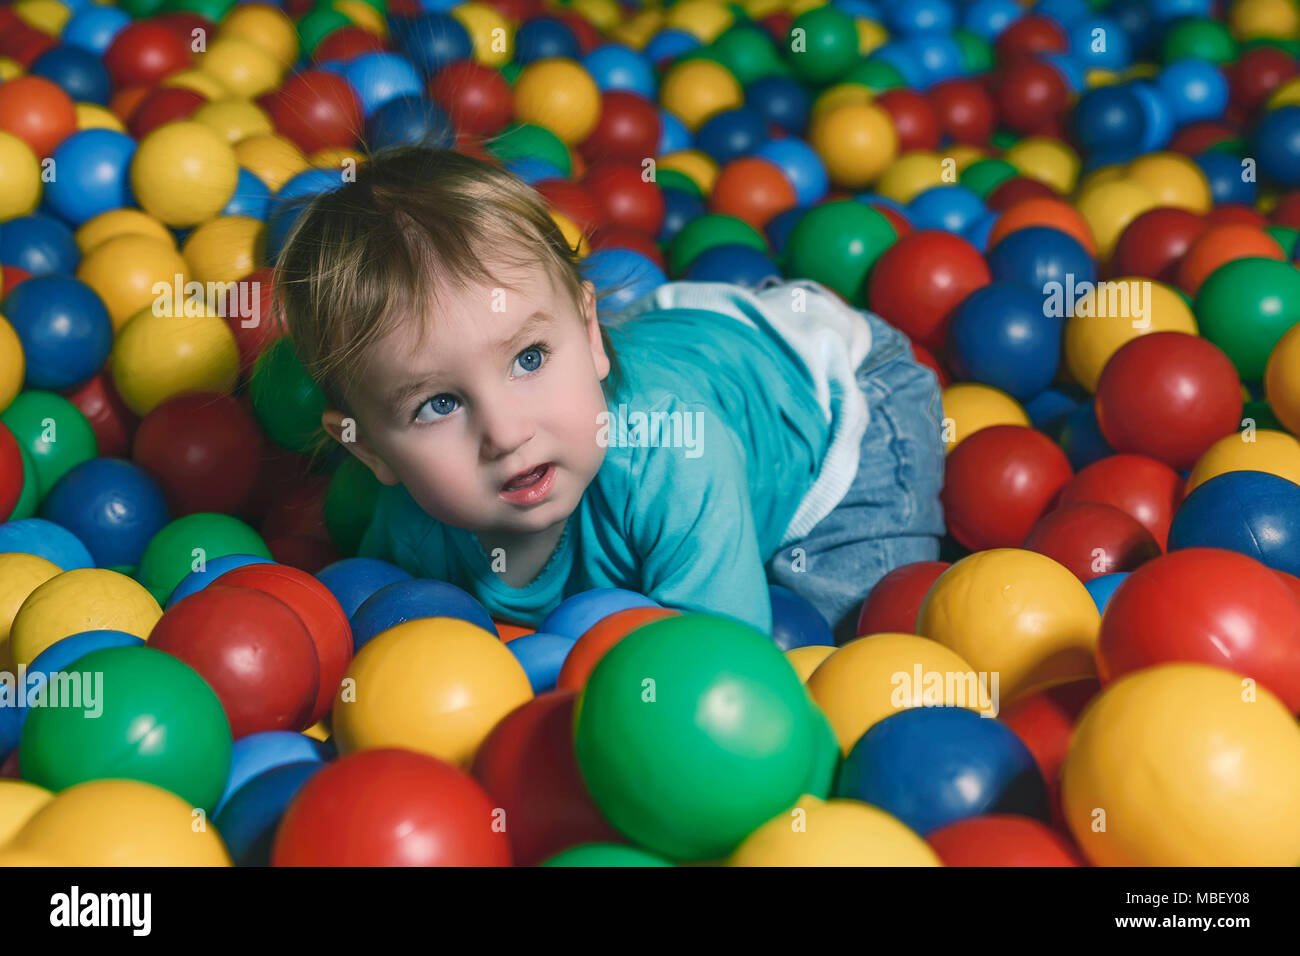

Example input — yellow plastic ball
[660,58,743,131]
[1265,322,1300,435]
[1186,429,1300,492]
[0,59,24,83]
[1064,278,1197,392]
[234,132,307,191]
[334,0,388,36]
[1268,75,1300,109]
[807,633,992,756]
[10,779,232,866]
[13,0,70,35]
[1076,178,1160,260]
[1229,0,1300,40]
[810,83,874,123]
[9,568,162,668]
[0,848,57,866]
[1004,137,1080,195]
[916,549,1100,705]
[569,0,623,31]
[451,3,514,67]
[332,617,533,768]
[181,216,263,284]
[75,208,174,255]
[0,781,53,846]
[0,314,24,417]
[740,0,783,17]
[74,102,125,133]
[198,35,284,99]
[512,58,602,145]
[1076,162,1127,194]
[192,98,273,145]
[310,146,365,170]
[1062,663,1300,866]
[110,305,241,417]
[221,3,299,69]
[728,796,941,866]
[809,103,898,189]
[857,18,889,56]
[75,233,191,332]
[131,121,239,228]
[549,209,588,256]
[875,150,947,204]
[160,69,229,100]
[0,131,41,220]
[610,10,662,49]
[658,149,718,194]
[663,0,735,42]
[0,553,60,670]
[785,644,835,682]
[1124,152,1212,214]
[940,382,1031,453]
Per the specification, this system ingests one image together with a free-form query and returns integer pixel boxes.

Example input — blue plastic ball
[342,52,424,117]
[1037,0,1091,27]
[30,45,111,105]
[214,730,334,817]
[1,276,113,390]
[986,225,1096,292]
[505,157,567,183]
[1157,57,1229,124]
[834,706,1051,835]
[506,631,576,694]
[538,588,658,640]
[19,629,145,731]
[351,579,498,651]
[0,518,94,570]
[1024,385,1086,432]
[1167,471,1300,576]
[514,17,581,63]
[1129,80,1174,152]
[365,93,454,149]
[44,129,136,226]
[962,210,998,252]
[907,185,986,234]
[0,214,80,275]
[1196,150,1256,205]
[214,761,324,866]
[753,138,829,206]
[867,42,926,88]
[684,243,779,286]
[744,75,810,135]
[903,34,964,86]
[887,0,955,35]
[644,29,700,68]
[61,5,131,56]
[769,584,833,651]
[1085,572,1129,613]
[1072,84,1145,153]
[696,107,767,165]
[584,247,666,312]
[396,13,472,76]
[1041,52,1085,93]
[38,459,169,568]
[963,0,1022,40]
[658,187,706,245]
[315,556,414,619]
[764,206,804,260]
[947,282,1063,399]
[1253,106,1300,189]
[221,168,273,220]
[166,554,276,609]
[583,44,655,97]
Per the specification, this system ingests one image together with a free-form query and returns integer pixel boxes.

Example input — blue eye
[514,346,547,375]
[414,393,458,424]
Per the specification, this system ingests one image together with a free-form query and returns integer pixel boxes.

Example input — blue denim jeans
[765,308,947,643]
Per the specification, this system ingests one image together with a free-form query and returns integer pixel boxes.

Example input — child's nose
[476,390,535,458]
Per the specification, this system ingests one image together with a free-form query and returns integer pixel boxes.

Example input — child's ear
[322,408,400,486]
[581,280,610,382]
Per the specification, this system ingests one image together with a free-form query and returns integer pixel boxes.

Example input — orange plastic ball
[986,197,1098,257]
[708,156,798,230]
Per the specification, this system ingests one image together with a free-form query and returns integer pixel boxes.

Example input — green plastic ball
[0,391,98,501]
[120,0,166,15]
[1266,225,1299,260]
[953,27,995,74]
[783,201,897,305]
[540,844,676,867]
[710,24,786,85]
[297,8,353,58]
[989,130,1021,150]
[5,443,39,521]
[667,213,768,276]
[657,169,704,198]
[160,0,237,19]
[20,646,233,813]
[960,157,1020,197]
[842,58,906,92]
[573,613,819,862]
[785,6,860,85]
[249,336,329,455]
[1162,18,1238,64]
[137,512,273,604]
[1194,257,1300,382]
[804,704,840,800]
[325,455,382,556]
[486,123,571,176]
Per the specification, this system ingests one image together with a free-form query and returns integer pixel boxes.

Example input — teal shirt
[357,296,837,636]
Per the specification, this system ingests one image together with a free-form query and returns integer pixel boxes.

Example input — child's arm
[621,401,774,635]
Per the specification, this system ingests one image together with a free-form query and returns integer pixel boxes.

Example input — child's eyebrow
[385,309,554,409]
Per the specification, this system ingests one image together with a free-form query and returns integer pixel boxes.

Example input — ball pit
[0,0,1296,873]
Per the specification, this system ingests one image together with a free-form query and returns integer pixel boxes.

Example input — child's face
[324,262,611,539]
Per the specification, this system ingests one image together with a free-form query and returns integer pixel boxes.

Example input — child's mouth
[500,463,555,505]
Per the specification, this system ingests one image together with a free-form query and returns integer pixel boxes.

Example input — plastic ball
[0,274,112,390]
[264,69,363,154]
[37,459,167,569]
[767,584,833,651]
[135,511,271,606]
[350,577,497,651]
[9,566,158,668]
[1266,322,1300,435]
[867,230,989,350]
[659,57,742,131]
[834,706,1050,836]
[272,748,511,866]
[129,120,239,228]
[0,213,79,275]
[554,605,679,692]
[74,233,188,331]
[1063,277,1197,392]
[1194,255,1300,381]
[1062,662,1300,865]
[927,814,1084,866]
[1254,104,1300,187]
[986,196,1097,256]
[917,548,1101,703]
[511,57,600,145]
[110,305,240,417]
[1168,471,1300,577]
[574,613,818,861]
[855,560,951,637]
[807,102,899,189]
[540,843,673,866]
[339,52,423,117]
[1156,57,1229,124]
[1178,225,1286,297]
[505,632,574,694]
[213,760,324,867]
[332,616,531,767]
[1058,453,1185,548]
[939,382,1031,452]
[1075,178,1160,259]
[947,281,1064,400]
[9,778,231,866]
[729,796,940,866]
[1095,331,1243,469]
[1024,501,1161,581]
[986,224,1096,292]
[1111,206,1207,282]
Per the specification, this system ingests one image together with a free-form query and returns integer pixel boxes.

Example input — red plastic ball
[0,76,77,158]
[927,815,1084,866]
[470,691,622,866]
[708,156,798,231]
[1278,570,1300,603]
[0,265,30,299]
[1097,548,1300,713]
[942,425,1074,550]
[1056,453,1184,550]
[272,749,512,866]
[1094,332,1243,471]
[579,90,661,165]
[128,86,207,139]
[1023,501,1161,581]
[1111,206,1207,283]
[428,59,513,138]
[867,230,991,350]
[867,200,913,238]
[855,560,951,636]
[133,392,263,517]
[581,162,665,236]
[992,58,1069,135]
[265,69,363,153]
[213,561,353,726]
[62,369,138,460]
[911,342,950,387]
[875,88,941,152]
[267,533,341,574]
[0,21,56,68]
[535,178,603,234]
[103,21,192,90]
[1229,46,1299,115]
[155,12,215,49]
[1272,191,1300,229]
[313,26,386,63]
[1168,120,1238,155]
[150,584,319,739]
[986,175,1058,210]
[926,78,996,144]
[1000,678,1099,830]
[480,0,544,20]
[1200,204,1271,230]
[0,422,23,520]
[995,16,1068,61]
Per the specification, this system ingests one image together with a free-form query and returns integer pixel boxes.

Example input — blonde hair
[273,146,624,454]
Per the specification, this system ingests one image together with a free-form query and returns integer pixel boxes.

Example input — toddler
[277,147,945,642]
